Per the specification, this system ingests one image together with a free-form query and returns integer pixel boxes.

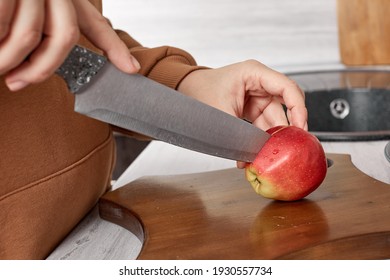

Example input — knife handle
[56,45,107,93]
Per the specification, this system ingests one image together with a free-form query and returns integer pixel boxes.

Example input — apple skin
[245,126,327,201]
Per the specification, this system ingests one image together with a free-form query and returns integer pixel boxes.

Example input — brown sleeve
[116,29,205,89]
[112,30,207,140]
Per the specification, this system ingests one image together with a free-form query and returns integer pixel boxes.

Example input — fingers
[244,60,307,128]
[5,0,80,91]
[243,95,288,128]
[0,0,44,82]
[3,0,140,92]
[286,106,309,131]
[250,62,307,129]
[253,99,289,130]
[72,0,140,73]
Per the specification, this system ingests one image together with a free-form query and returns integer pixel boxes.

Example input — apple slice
[245,126,327,201]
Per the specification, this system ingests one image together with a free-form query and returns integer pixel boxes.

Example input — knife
[55,45,270,162]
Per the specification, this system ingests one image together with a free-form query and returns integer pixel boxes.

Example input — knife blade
[56,45,270,162]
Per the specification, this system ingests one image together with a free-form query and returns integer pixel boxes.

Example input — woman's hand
[0,0,140,91]
[178,60,308,167]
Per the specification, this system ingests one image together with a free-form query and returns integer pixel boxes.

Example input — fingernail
[7,80,29,91]
[130,56,141,71]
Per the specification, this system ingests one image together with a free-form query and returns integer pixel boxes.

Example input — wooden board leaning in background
[337,0,390,65]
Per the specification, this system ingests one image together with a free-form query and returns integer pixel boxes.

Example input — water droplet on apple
[272,149,279,155]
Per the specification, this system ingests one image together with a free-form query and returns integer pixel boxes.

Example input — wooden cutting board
[99,154,390,259]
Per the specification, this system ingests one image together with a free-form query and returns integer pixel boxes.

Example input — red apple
[245,126,327,201]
